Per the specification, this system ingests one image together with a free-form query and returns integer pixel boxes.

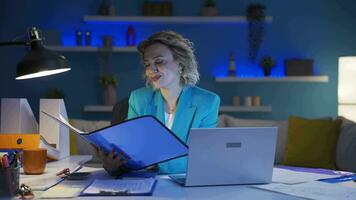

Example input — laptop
[169,127,277,186]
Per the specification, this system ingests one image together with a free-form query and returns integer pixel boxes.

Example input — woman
[98,31,220,175]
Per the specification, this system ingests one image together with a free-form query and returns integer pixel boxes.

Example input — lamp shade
[16,41,70,80]
[338,57,356,103]
[338,56,356,121]
[15,27,70,80]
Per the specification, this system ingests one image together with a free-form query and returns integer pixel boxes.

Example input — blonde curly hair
[137,31,200,86]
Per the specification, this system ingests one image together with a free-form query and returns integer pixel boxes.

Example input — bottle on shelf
[76,31,83,46]
[228,52,236,76]
[85,31,91,46]
[126,25,136,46]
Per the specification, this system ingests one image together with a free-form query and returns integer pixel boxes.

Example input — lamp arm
[0,41,28,46]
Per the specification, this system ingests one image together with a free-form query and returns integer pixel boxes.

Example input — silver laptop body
[170,127,277,186]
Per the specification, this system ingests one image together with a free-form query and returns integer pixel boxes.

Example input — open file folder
[42,111,188,170]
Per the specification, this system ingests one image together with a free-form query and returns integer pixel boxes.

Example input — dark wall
[1,0,356,121]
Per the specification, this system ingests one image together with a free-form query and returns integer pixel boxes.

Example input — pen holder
[0,166,20,197]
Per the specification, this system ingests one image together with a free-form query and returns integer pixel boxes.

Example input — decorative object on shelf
[85,31,91,46]
[246,3,266,63]
[43,88,65,99]
[99,74,118,105]
[143,1,172,16]
[284,58,314,76]
[98,0,116,16]
[233,96,240,106]
[228,52,236,76]
[126,25,136,46]
[252,96,261,106]
[244,96,252,106]
[76,31,82,46]
[97,34,116,105]
[259,56,276,76]
[201,0,218,16]
[98,35,114,73]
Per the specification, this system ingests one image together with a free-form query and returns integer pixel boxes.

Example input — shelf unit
[83,105,272,113]
[83,105,113,112]
[219,106,272,112]
[46,45,137,52]
[83,15,273,24]
[215,75,329,83]
[80,15,276,114]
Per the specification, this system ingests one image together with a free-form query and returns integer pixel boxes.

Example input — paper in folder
[41,111,188,170]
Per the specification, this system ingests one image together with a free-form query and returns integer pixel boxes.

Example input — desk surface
[33,165,305,200]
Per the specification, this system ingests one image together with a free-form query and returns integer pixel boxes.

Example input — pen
[1,154,9,168]
[9,151,20,168]
[318,175,356,183]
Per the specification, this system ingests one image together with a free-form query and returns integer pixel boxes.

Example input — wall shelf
[219,106,272,112]
[84,105,272,113]
[46,45,137,52]
[83,15,273,24]
[216,76,329,83]
[84,105,113,112]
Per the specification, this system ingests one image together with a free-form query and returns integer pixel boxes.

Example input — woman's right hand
[95,147,130,176]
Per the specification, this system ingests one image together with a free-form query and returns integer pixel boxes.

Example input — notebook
[41,111,188,171]
[81,178,157,196]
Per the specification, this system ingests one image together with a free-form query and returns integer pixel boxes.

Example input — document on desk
[42,111,188,171]
[272,168,340,184]
[81,178,157,196]
[254,181,356,200]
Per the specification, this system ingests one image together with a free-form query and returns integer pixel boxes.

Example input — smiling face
[143,43,181,90]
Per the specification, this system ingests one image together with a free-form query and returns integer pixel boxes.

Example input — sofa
[218,114,356,172]
[70,114,356,172]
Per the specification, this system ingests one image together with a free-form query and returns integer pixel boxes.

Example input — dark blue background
[1,0,355,121]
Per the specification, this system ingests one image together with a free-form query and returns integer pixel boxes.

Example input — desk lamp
[0,27,70,80]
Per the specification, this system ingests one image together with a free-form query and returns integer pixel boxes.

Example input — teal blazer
[127,85,220,174]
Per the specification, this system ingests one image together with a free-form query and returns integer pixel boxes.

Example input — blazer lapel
[172,86,197,143]
[147,90,165,124]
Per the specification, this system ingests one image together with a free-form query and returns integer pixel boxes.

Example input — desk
[33,164,304,200]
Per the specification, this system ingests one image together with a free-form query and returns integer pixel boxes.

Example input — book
[41,111,188,171]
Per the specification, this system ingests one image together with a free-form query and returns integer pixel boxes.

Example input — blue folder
[42,112,188,171]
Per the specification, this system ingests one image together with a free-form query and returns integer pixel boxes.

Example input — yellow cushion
[283,116,342,169]
[69,119,78,155]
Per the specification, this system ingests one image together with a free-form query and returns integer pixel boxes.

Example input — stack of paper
[272,168,340,184]
[255,181,356,200]
[82,178,157,196]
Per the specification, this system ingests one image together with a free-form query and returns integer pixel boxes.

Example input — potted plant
[201,0,218,16]
[246,3,266,63]
[99,74,118,105]
[259,56,276,76]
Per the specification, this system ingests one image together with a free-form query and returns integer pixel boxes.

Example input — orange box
[0,134,40,150]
